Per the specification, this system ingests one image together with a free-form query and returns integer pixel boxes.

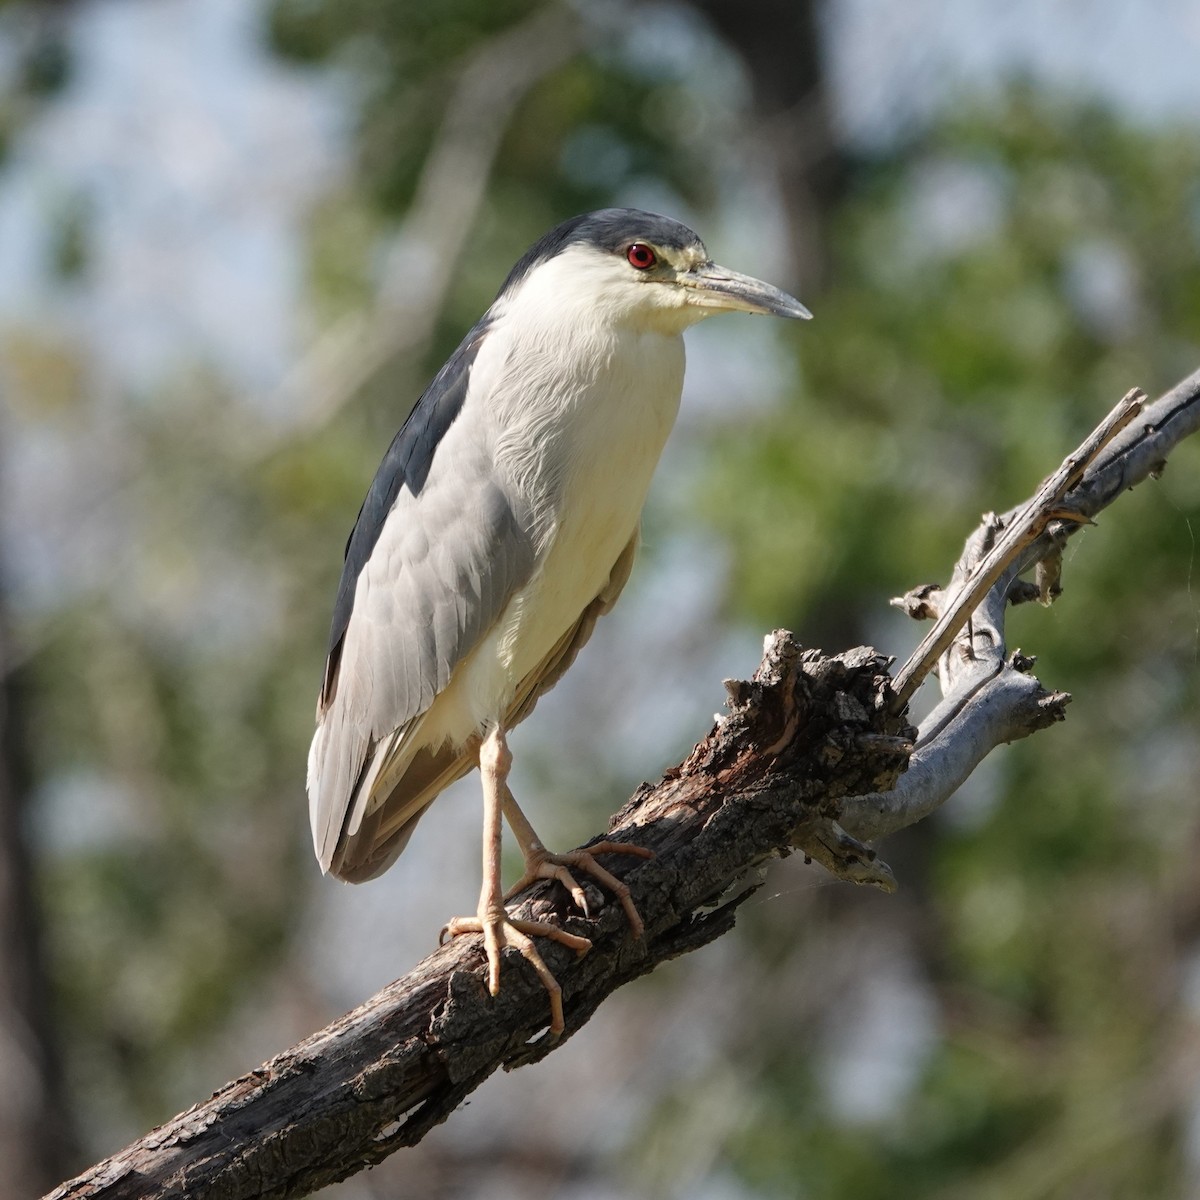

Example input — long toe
[504,861,589,913]
[441,910,591,1038]
[511,841,654,938]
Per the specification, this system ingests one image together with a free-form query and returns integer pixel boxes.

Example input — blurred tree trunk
[0,7,85,1191]
[0,575,77,1192]
[687,0,845,289]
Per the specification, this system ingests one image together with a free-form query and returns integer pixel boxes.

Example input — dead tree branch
[45,366,1200,1199]
[46,643,913,1200]
[839,366,1200,846]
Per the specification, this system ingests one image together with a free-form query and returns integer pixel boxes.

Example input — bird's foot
[504,841,655,938]
[440,907,591,1038]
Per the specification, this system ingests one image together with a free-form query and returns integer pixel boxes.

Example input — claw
[442,910,591,1037]
[505,841,654,938]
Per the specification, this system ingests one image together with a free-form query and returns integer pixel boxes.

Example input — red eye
[626,243,657,270]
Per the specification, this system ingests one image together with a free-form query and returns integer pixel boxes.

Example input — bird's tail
[308,714,475,883]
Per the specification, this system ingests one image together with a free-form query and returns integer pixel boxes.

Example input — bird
[308,208,810,1035]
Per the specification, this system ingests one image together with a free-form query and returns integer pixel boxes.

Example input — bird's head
[495,208,812,337]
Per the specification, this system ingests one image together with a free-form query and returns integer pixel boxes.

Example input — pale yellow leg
[441,724,590,1038]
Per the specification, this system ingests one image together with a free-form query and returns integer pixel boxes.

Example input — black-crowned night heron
[308,208,809,1034]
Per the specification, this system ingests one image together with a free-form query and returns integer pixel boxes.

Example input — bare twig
[841,369,1200,843]
[841,662,1070,843]
[889,387,1146,710]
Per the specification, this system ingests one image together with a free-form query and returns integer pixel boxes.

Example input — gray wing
[319,319,490,706]
[326,530,641,883]
[307,324,536,872]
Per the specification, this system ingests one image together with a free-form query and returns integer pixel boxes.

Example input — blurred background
[2,1,1200,1197]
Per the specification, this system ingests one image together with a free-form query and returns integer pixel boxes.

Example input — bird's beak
[679,260,812,320]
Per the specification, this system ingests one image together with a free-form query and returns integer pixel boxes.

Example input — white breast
[504,321,683,668]
[422,257,686,744]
